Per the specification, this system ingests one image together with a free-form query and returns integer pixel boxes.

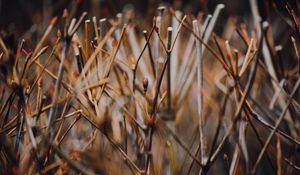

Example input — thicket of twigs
[1,0,300,174]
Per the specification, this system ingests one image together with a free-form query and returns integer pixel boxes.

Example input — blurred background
[1,0,300,174]
[1,0,299,36]
[0,0,273,34]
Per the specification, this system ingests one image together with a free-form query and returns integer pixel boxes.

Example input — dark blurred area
[1,0,299,36]
[0,0,252,35]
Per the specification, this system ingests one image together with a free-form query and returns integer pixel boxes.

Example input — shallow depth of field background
[1,0,300,175]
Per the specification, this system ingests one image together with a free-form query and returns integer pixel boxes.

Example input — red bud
[143,78,148,93]
[63,9,68,18]
[51,16,58,26]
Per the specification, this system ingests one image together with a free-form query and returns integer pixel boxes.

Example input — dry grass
[1,1,300,174]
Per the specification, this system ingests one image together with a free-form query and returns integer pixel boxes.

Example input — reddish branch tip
[153,16,156,25]
[63,9,68,18]
[143,78,148,92]
[154,25,159,33]
[75,113,81,120]
[73,70,80,77]
[57,29,62,37]
[112,38,118,47]
[38,78,43,87]
[51,16,58,26]
[40,46,49,54]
